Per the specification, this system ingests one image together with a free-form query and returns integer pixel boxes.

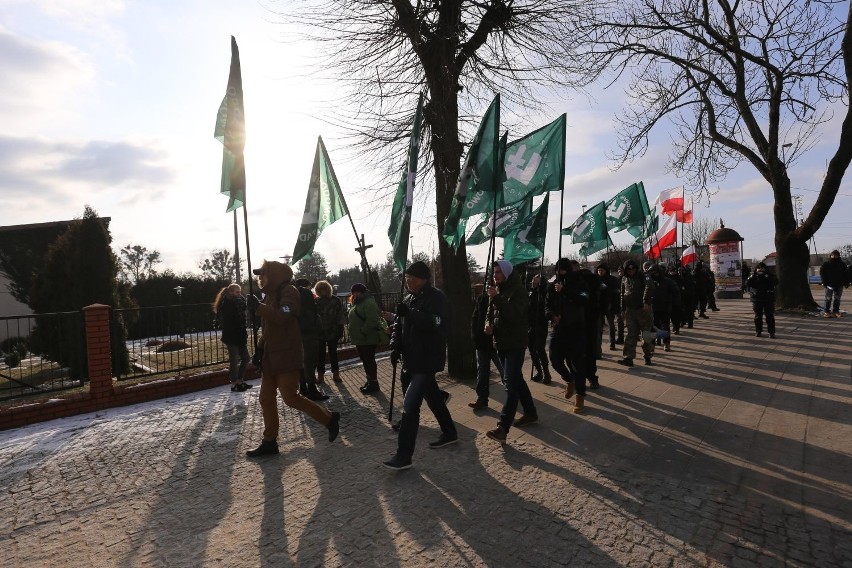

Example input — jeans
[259,370,331,441]
[825,286,843,314]
[225,342,249,383]
[474,346,504,401]
[497,348,536,432]
[396,372,457,459]
[317,339,340,374]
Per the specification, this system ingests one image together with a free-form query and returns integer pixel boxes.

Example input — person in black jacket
[213,284,252,392]
[578,263,603,389]
[295,278,328,401]
[679,265,697,329]
[546,258,589,413]
[485,260,538,443]
[746,262,778,337]
[646,263,680,352]
[468,288,505,409]
[384,261,457,471]
[596,262,620,351]
[694,262,711,318]
[527,273,551,384]
[666,263,684,335]
[820,250,850,317]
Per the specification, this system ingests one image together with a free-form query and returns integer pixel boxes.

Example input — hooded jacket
[820,256,850,289]
[255,261,303,373]
[347,293,385,346]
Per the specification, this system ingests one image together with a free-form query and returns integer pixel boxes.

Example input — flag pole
[233,210,242,283]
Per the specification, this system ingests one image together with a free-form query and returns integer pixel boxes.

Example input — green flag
[388,94,423,271]
[502,114,566,207]
[466,197,533,246]
[214,36,246,212]
[605,181,650,236]
[504,194,550,264]
[562,201,610,256]
[442,95,500,249]
[293,137,350,263]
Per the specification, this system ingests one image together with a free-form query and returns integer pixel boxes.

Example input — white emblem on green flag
[605,181,651,238]
[504,194,549,264]
[562,201,611,257]
[293,137,350,263]
[214,36,246,213]
[502,114,565,207]
[388,94,423,271]
[442,95,500,250]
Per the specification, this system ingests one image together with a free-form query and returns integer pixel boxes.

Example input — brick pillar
[83,304,114,399]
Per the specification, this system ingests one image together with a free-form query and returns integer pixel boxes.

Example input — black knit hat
[405,260,431,280]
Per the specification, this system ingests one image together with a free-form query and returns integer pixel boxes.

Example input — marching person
[596,263,620,351]
[384,261,457,471]
[486,260,539,442]
[746,262,778,338]
[468,286,504,409]
[617,259,656,367]
[295,278,328,401]
[546,258,588,413]
[527,273,551,384]
[245,260,340,458]
[647,263,680,352]
[212,283,252,392]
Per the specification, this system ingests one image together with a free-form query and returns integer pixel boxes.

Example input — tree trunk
[773,189,816,309]
[426,89,476,380]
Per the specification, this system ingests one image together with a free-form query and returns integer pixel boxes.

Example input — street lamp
[173,286,185,338]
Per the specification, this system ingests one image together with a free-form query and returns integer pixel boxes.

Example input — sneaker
[823,312,833,318]
[513,414,538,427]
[541,375,552,385]
[360,381,380,394]
[468,399,488,410]
[383,454,413,470]
[530,373,543,383]
[441,390,451,405]
[239,382,253,391]
[835,313,842,318]
[246,440,279,458]
[617,357,634,367]
[644,356,653,366]
[327,411,340,442]
[230,384,241,392]
[486,425,507,443]
[428,433,458,448]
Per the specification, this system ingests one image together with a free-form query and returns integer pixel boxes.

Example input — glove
[390,350,400,366]
[395,302,408,317]
[246,294,260,312]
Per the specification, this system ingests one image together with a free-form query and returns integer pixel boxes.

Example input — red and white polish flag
[681,245,697,266]
[656,186,684,214]
[643,213,678,259]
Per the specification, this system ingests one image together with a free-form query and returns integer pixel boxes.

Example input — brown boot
[332,371,342,382]
[573,395,585,414]
[564,382,575,400]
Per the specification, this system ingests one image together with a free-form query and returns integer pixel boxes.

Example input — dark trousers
[474,346,504,401]
[396,372,457,459]
[653,309,672,345]
[317,339,340,374]
[616,312,625,342]
[356,344,378,381]
[497,348,536,432]
[601,311,616,345]
[528,327,549,376]
[549,326,586,396]
[225,342,249,383]
[753,301,776,335]
[583,321,598,380]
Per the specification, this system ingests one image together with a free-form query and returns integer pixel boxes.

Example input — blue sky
[1,0,850,278]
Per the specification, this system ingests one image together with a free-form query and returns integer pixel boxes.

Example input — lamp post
[173,285,185,338]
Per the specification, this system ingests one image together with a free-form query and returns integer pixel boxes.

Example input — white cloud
[0,26,95,132]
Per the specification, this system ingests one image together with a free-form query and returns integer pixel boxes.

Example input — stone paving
[0,298,850,567]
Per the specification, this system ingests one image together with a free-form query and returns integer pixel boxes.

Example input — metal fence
[0,311,87,402]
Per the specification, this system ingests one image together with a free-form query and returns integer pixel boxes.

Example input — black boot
[541,369,552,385]
[305,383,330,401]
[530,365,543,383]
[246,440,279,457]
[360,380,380,394]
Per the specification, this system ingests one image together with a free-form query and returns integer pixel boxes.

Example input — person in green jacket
[347,283,385,394]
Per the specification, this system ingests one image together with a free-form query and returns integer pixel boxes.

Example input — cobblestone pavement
[1,299,850,567]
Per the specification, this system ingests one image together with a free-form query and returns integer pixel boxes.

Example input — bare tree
[683,217,719,249]
[581,0,852,309]
[276,0,603,377]
[119,244,161,284]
